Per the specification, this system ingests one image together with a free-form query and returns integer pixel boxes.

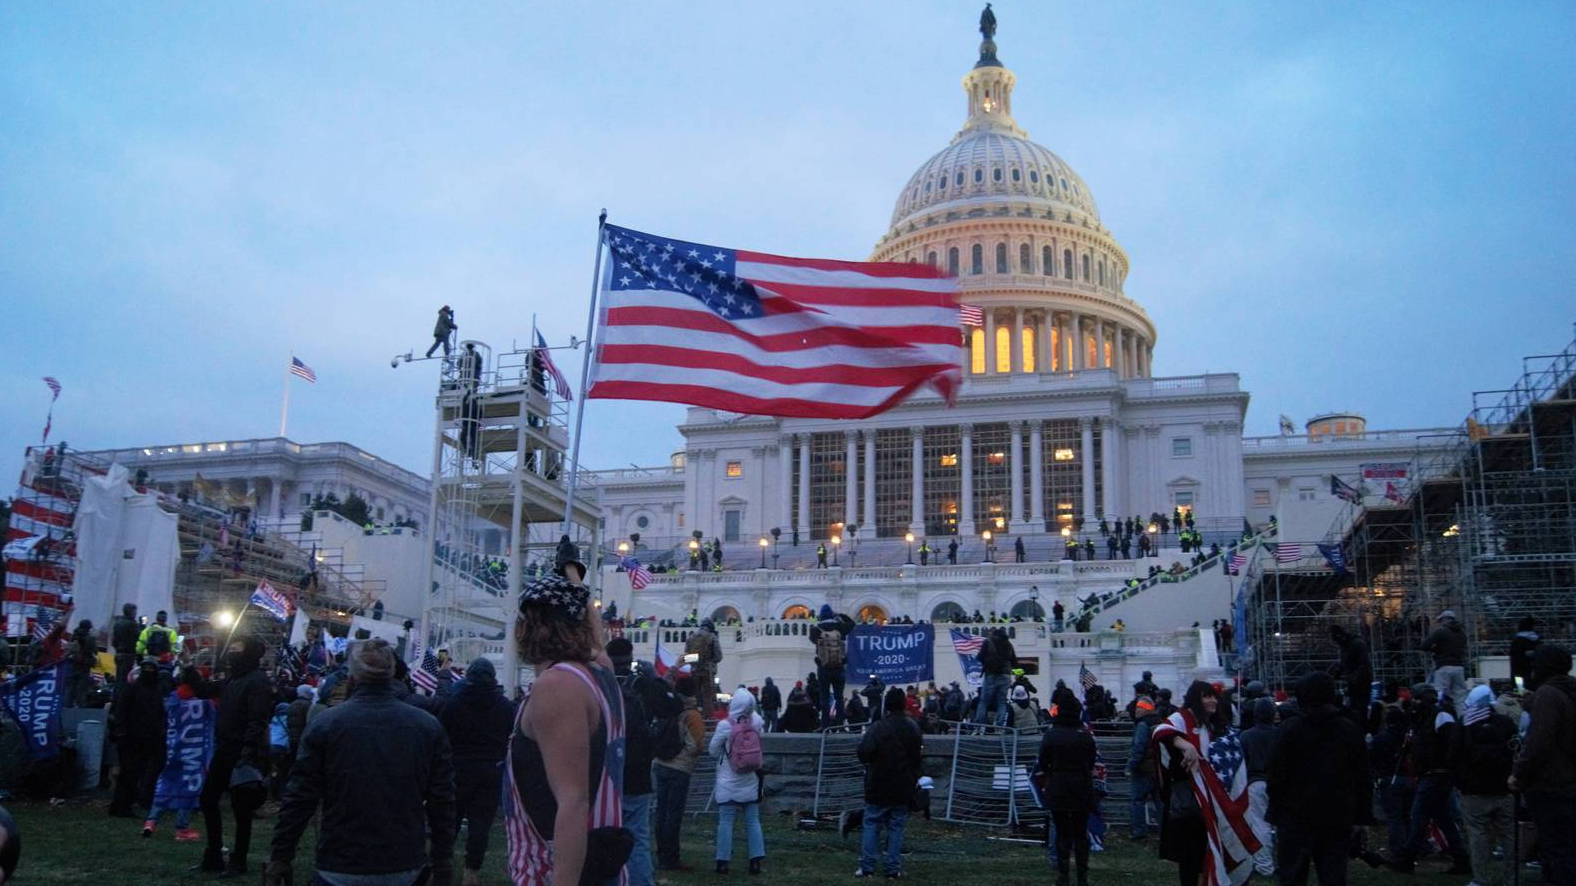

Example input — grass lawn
[12,796,1470,885]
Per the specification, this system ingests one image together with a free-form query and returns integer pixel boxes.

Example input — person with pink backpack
[709,687,767,874]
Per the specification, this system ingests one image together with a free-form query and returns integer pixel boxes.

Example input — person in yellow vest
[816,544,828,568]
[136,610,181,662]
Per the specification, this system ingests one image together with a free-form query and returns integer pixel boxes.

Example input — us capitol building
[584,15,1453,665]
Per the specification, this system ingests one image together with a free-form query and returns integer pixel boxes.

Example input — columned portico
[1079,417,1096,522]
[843,430,858,528]
[909,426,925,533]
[1029,420,1045,529]
[862,431,876,529]
[796,433,810,537]
[959,423,976,536]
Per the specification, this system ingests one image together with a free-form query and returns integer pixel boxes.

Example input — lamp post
[905,531,915,565]
[770,526,781,569]
[1147,523,1159,558]
[1029,585,1041,620]
[847,524,858,568]
[688,539,700,570]
[831,535,841,566]
[758,536,769,568]
[982,529,994,563]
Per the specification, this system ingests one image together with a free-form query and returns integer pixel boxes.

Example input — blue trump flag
[154,692,216,813]
[847,624,934,685]
[0,660,67,758]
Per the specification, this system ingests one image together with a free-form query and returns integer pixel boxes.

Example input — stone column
[797,433,811,538]
[777,435,792,533]
[909,426,925,534]
[1115,326,1127,379]
[1072,314,1084,371]
[862,430,877,530]
[1011,307,1024,374]
[1079,417,1096,524]
[1094,318,1106,369]
[1029,420,1045,529]
[1144,342,1153,376]
[959,423,976,536]
[984,310,998,375]
[1008,421,1027,532]
[267,481,282,520]
[1101,418,1120,519]
[843,430,858,528]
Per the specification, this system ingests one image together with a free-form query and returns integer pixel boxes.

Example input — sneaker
[175,828,202,843]
[854,870,876,879]
[141,821,155,838]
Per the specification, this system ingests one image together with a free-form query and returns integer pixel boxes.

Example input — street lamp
[214,610,234,629]
[1147,523,1159,558]
[617,541,629,555]
[688,538,700,570]
[770,527,781,569]
[846,524,858,567]
[758,536,769,568]
[831,535,841,566]
[982,529,994,563]
[905,531,915,565]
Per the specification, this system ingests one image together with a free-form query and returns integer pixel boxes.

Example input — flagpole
[279,352,293,438]
[561,209,608,530]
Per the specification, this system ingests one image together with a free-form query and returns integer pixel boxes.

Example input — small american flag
[621,555,652,590]
[410,643,439,694]
[1079,664,1098,692]
[1273,542,1302,564]
[289,357,317,383]
[959,304,984,327]
[42,377,61,400]
[589,224,961,419]
[32,607,57,642]
[950,629,984,656]
[1228,549,1249,575]
[535,331,573,400]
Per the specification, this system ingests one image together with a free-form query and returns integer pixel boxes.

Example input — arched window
[970,328,986,374]
[971,244,984,275]
[1098,260,1106,286]
[931,601,967,623]
[992,167,1002,182]
[924,181,932,194]
[1019,243,1032,274]
[1009,600,1045,620]
[1063,249,1074,280]
[1021,325,1036,373]
[955,171,964,187]
[1081,254,1090,281]
[782,604,812,620]
[995,325,1011,373]
[938,174,946,192]
[948,248,960,276]
[927,250,938,269]
[1060,177,1069,190]
[856,603,889,624]
[974,168,984,184]
[995,243,1008,274]
[1011,168,1021,182]
[1030,169,1039,183]
[1042,245,1054,276]
[710,606,741,624]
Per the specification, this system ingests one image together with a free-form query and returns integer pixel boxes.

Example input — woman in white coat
[710,687,767,874]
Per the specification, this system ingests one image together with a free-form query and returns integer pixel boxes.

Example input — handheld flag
[950,629,985,688]
[654,636,678,677]
[621,556,651,590]
[1079,664,1098,692]
[589,224,962,418]
[249,581,294,622]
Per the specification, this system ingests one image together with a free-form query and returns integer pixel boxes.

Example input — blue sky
[3,2,1574,483]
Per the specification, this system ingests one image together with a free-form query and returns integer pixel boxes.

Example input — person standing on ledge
[426,305,456,358]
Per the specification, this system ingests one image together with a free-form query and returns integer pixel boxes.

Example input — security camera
[391,357,400,369]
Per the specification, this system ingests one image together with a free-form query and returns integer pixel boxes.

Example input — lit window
[993,517,1006,529]
[782,604,812,620]
[1021,326,1036,373]
[970,328,986,374]
[1335,422,1347,434]
[1174,492,1194,507]
[1252,489,1271,507]
[1054,448,1075,462]
[725,461,743,478]
[988,451,1006,466]
[995,326,1011,373]
[1172,438,1193,457]
[940,453,958,467]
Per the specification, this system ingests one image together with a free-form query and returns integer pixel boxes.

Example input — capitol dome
[870,13,1156,381]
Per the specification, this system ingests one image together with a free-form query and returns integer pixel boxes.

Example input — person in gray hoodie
[1238,697,1279,877]
[1421,610,1468,705]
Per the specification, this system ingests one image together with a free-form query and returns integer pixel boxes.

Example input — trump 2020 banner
[0,660,67,758]
[155,693,215,812]
[847,624,934,685]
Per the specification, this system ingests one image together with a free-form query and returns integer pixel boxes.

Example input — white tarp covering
[350,614,407,645]
[71,465,178,629]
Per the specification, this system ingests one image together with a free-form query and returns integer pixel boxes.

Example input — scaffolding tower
[417,340,601,693]
[1242,324,1576,689]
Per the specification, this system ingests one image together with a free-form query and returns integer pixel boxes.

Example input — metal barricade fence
[812,723,871,818]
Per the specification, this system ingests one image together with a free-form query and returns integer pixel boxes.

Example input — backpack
[617,673,653,747]
[816,629,845,668]
[728,714,763,773]
[654,711,687,762]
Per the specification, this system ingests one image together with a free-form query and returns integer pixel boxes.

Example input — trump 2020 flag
[1,660,67,758]
[154,691,215,813]
[589,224,962,419]
[950,629,985,688]
[249,581,293,622]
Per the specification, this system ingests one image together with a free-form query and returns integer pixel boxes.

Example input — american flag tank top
[505,662,626,885]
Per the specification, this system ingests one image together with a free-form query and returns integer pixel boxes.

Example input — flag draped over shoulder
[589,224,963,419]
[1152,710,1261,886]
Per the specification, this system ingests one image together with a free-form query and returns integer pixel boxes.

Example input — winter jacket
[977,633,1017,676]
[136,622,180,657]
[809,614,856,667]
[1422,622,1467,667]
[1010,700,1040,731]
[271,681,456,876]
[1239,720,1279,785]
[1508,631,1540,682]
[654,700,706,775]
[1035,722,1098,813]
[759,679,782,712]
[197,661,275,764]
[113,670,168,746]
[1452,710,1517,796]
[1410,702,1457,775]
[858,711,923,808]
[286,697,312,748]
[1266,703,1373,828]
[614,668,684,796]
[710,688,766,805]
[111,615,140,655]
[1513,674,1576,797]
[433,674,516,764]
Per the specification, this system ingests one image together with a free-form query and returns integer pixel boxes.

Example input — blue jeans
[974,674,1011,726]
[715,802,764,863]
[617,792,653,886]
[1406,773,1467,865]
[653,765,692,868]
[818,665,846,727]
[1127,770,1154,838]
[1381,776,1415,857]
[859,804,908,876]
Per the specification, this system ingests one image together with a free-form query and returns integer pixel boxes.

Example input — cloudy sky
[3,2,1573,483]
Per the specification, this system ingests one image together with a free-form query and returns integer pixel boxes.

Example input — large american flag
[32,606,58,642]
[950,629,984,656]
[588,224,963,419]
[534,330,573,400]
[621,555,651,591]
[1152,710,1261,885]
[289,357,317,383]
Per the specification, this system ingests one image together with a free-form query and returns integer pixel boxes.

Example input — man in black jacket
[972,628,1017,727]
[608,638,683,886]
[1510,643,1576,885]
[1328,624,1372,715]
[1452,684,1518,886]
[1267,672,1373,886]
[856,688,923,879]
[432,657,514,885]
[111,603,140,687]
[193,636,277,877]
[1392,683,1470,874]
[108,658,165,818]
[1038,697,1097,886]
[267,639,456,886]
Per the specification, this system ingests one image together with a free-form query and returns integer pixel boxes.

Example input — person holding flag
[1152,681,1260,886]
